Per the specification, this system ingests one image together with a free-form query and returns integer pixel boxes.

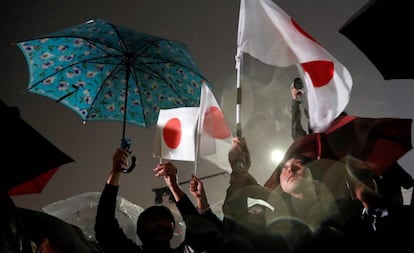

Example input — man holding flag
[236,0,352,133]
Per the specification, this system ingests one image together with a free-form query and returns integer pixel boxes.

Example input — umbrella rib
[23,34,126,53]
[107,22,133,136]
[130,62,186,103]
[28,55,123,92]
[128,62,185,127]
[128,68,149,127]
[83,61,126,122]
[130,38,209,81]
[107,22,129,53]
[98,24,184,128]
[23,33,130,96]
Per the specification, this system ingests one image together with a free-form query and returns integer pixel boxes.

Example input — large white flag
[237,0,352,132]
[197,83,233,157]
[153,107,199,161]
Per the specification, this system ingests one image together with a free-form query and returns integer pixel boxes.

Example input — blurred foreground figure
[341,166,414,251]
[289,78,414,206]
[223,137,340,252]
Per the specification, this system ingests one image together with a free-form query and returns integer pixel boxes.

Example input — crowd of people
[2,79,414,253]
[91,78,414,252]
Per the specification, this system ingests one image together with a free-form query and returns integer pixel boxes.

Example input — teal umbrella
[17,19,211,169]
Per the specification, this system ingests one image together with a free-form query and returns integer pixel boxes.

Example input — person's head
[37,237,74,253]
[292,77,303,90]
[277,154,315,198]
[136,205,175,245]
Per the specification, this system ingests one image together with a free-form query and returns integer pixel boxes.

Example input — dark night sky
[2,0,413,216]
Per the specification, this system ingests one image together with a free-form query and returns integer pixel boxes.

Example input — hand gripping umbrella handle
[121,138,137,173]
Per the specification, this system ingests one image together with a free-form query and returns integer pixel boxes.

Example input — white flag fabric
[297,59,352,133]
[197,83,232,157]
[238,0,353,132]
[153,107,199,161]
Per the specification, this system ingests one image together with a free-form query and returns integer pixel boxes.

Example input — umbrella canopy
[17,19,211,142]
[42,192,144,243]
[41,192,185,247]
[1,100,74,195]
[7,168,59,196]
[265,115,412,189]
[17,207,102,253]
[339,0,414,80]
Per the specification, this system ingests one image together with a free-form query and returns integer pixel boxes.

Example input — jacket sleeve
[175,194,222,227]
[94,184,142,253]
[175,194,199,221]
[291,100,307,140]
[176,194,225,252]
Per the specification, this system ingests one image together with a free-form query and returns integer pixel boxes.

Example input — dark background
[2,0,413,215]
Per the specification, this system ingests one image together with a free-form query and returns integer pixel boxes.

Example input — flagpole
[235,48,243,138]
[195,101,203,177]
[235,48,247,170]
[194,131,198,176]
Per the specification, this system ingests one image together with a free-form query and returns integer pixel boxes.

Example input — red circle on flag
[203,106,231,139]
[301,61,334,87]
[163,118,182,149]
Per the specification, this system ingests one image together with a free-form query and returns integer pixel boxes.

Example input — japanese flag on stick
[153,84,232,168]
[153,107,199,161]
[197,83,233,157]
[237,0,353,132]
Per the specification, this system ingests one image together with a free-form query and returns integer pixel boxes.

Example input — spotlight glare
[271,149,284,164]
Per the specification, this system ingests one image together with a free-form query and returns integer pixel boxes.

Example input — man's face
[143,215,174,244]
[279,157,313,195]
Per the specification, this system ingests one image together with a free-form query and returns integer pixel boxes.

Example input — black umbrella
[1,100,74,195]
[339,0,414,80]
[18,207,101,253]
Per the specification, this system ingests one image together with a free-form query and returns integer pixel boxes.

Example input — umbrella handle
[121,138,137,173]
[123,156,136,173]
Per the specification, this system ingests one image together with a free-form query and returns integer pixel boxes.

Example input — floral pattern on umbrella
[17,19,211,130]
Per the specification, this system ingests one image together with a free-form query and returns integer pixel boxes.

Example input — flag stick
[235,49,246,170]
[235,49,243,138]
[178,171,227,185]
[194,155,198,176]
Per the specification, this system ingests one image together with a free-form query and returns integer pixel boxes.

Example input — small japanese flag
[153,107,199,161]
[197,83,232,157]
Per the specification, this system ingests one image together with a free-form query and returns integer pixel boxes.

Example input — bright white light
[271,149,285,164]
